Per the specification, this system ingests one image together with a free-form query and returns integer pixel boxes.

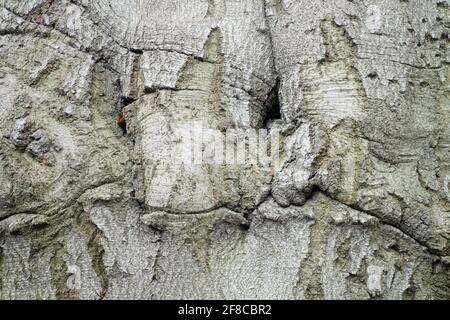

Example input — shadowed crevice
[263,78,282,127]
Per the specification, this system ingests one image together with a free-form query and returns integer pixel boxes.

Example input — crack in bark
[358,56,445,71]
[146,204,234,216]
[310,190,445,257]
[262,0,278,77]
[150,237,163,285]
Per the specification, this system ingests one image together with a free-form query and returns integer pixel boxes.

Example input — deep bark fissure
[263,78,282,127]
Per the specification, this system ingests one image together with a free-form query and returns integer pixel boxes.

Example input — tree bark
[0,0,449,299]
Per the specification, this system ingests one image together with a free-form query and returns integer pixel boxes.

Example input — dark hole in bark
[129,48,144,54]
[117,112,127,134]
[263,78,281,127]
[117,97,135,135]
[368,72,378,80]
[121,96,136,107]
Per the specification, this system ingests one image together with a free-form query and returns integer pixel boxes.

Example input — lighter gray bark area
[0,0,449,299]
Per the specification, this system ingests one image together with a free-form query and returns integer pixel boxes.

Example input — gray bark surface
[0,0,449,299]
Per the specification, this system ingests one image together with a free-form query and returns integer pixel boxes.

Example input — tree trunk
[0,0,449,299]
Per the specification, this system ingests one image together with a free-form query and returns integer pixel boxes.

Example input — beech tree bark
[0,0,449,299]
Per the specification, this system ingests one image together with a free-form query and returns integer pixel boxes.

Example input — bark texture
[0,0,449,299]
